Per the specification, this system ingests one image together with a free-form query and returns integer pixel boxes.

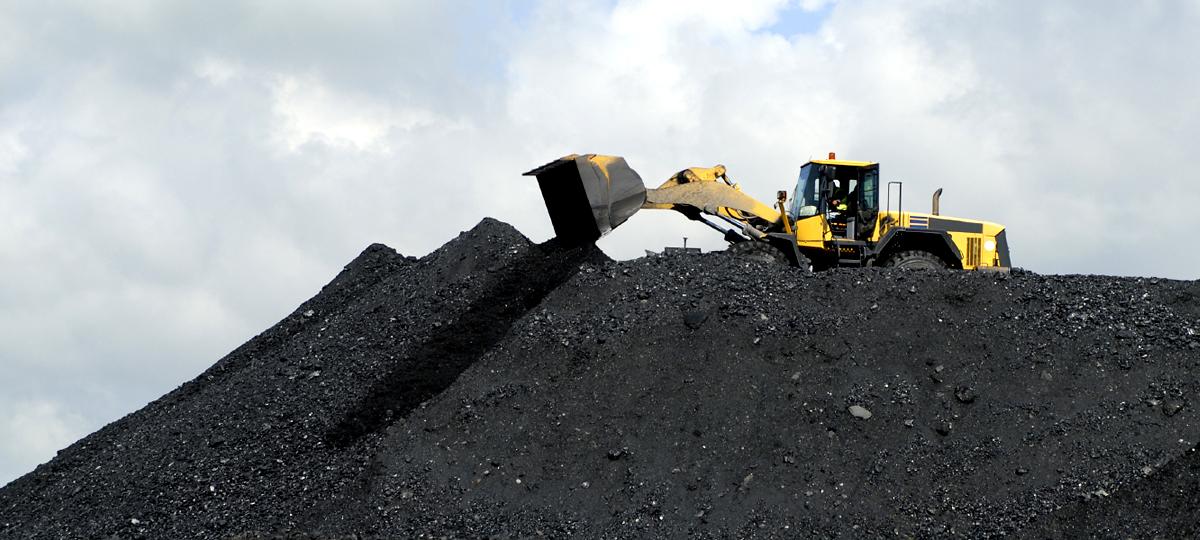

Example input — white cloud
[508,0,1200,275]
[798,0,835,11]
[270,74,444,153]
[0,400,86,485]
[194,57,241,86]
[0,129,27,177]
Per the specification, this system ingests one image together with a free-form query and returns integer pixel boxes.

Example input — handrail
[886,181,904,230]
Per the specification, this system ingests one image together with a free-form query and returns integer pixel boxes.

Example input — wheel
[726,241,812,272]
[884,250,946,270]
[727,240,787,264]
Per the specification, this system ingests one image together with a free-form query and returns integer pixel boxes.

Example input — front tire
[884,250,946,270]
[727,240,787,264]
[727,240,812,272]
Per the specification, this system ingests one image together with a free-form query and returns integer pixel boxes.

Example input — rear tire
[884,250,946,270]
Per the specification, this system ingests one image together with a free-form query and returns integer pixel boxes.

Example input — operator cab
[789,153,879,241]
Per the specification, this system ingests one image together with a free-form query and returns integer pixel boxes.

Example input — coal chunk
[683,310,709,329]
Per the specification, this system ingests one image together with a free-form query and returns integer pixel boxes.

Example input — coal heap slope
[0,218,606,539]
[1020,445,1200,538]
[306,255,1200,538]
[2,217,1198,539]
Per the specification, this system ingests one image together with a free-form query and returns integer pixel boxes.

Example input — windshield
[790,163,821,217]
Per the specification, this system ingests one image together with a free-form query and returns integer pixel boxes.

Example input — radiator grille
[967,237,982,267]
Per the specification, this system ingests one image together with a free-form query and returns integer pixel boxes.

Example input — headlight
[983,239,996,251]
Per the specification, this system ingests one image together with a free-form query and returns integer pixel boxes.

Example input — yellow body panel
[871,211,1007,270]
[791,215,832,248]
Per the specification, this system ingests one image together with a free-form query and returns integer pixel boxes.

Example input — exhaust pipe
[932,188,943,216]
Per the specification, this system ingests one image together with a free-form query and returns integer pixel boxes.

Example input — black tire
[727,240,788,265]
[726,241,812,272]
[884,250,946,270]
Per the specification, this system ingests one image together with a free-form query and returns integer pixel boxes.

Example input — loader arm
[524,154,780,244]
[644,183,781,224]
[647,165,782,224]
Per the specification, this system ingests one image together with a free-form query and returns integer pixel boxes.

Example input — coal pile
[2,218,1198,539]
[0,218,606,539]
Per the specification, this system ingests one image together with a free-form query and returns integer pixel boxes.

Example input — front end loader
[523,153,1010,272]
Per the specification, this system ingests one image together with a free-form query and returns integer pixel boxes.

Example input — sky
[1,0,1198,486]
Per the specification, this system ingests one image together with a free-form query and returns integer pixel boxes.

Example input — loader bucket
[523,154,647,244]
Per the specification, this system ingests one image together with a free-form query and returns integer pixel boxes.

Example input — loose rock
[848,405,873,419]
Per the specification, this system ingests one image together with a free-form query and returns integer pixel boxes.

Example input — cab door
[855,165,880,241]
[789,162,832,248]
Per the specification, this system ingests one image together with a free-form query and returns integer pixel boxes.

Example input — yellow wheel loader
[523,153,1011,271]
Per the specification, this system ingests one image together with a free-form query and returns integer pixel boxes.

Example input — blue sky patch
[765,1,834,36]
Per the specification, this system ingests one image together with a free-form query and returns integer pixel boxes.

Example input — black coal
[1,218,1197,539]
